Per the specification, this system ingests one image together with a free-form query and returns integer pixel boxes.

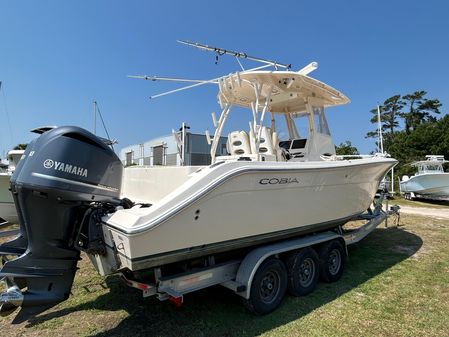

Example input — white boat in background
[400,155,449,199]
[0,150,24,223]
[0,42,397,320]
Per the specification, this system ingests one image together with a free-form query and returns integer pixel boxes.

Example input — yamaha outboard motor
[0,126,123,322]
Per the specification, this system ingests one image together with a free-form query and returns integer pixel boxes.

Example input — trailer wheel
[243,257,287,315]
[319,240,346,283]
[286,247,319,296]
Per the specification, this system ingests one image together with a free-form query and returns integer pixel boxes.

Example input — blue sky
[1,0,448,158]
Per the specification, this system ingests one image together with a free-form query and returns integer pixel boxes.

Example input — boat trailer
[0,193,399,322]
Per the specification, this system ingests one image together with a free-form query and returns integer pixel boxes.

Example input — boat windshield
[418,164,444,174]
[312,105,331,135]
[285,104,331,139]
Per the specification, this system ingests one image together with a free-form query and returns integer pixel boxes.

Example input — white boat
[0,47,396,320]
[400,155,449,199]
[0,150,24,223]
[102,69,397,270]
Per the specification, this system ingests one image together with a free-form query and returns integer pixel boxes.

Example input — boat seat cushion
[227,131,251,155]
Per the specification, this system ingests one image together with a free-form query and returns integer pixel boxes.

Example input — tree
[366,95,404,137]
[366,91,446,186]
[401,91,441,133]
[386,114,449,179]
[13,144,27,150]
[7,143,28,161]
[381,95,405,135]
[366,95,404,153]
[335,141,359,155]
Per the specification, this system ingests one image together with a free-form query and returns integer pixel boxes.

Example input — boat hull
[104,158,396,271]
[400,173,449,198]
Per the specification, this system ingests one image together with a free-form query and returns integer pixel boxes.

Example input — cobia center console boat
[0,42,397,321]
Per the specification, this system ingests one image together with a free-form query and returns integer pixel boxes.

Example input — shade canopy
[217,71,350,114]
[411,156,448,167]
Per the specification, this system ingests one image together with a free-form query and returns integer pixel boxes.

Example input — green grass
[1,213,449,336]
[389,196,449,208]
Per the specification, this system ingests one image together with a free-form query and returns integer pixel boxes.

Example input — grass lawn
[1,211,448,337]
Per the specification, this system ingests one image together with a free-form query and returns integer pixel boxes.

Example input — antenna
[177,40,291,70]
[93,100,97,135]
[297,62,318,76]
[377,105,384,154]
[93,101,116,149]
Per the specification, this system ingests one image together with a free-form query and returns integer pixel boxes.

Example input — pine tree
[366,95,404,152]
[401,91,441,133]
[335,141,359,155]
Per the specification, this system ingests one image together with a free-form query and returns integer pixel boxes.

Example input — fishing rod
[177,40,291,70]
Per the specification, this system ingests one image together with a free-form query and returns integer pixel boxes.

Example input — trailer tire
[243,257,287,315]
[286,247,319,296]
[319,240,345,283]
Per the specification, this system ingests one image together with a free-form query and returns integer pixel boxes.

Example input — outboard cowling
[0,126,123,322]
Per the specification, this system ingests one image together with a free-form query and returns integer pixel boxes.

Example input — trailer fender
[235,231,341,299]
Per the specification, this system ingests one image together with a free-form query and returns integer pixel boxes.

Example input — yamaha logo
[43,159,88,178]
[43,159,54,168]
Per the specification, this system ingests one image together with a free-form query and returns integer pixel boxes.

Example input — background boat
[0,149,24,223]
[400,155,449,199]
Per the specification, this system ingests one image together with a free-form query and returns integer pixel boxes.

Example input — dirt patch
[398,205,449,219]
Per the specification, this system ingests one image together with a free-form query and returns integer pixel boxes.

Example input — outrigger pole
[130,61,278,99]
[127,75,217,84]
[129,40,302,99]
[177,40,291,70]
[128,75,222,99]
[128,65,276,99]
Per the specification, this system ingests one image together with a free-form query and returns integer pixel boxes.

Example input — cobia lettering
[259,178,299,185]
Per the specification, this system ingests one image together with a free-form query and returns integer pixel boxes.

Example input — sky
[1,0,448,159]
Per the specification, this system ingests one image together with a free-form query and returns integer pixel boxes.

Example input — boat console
[279,138,308,159]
